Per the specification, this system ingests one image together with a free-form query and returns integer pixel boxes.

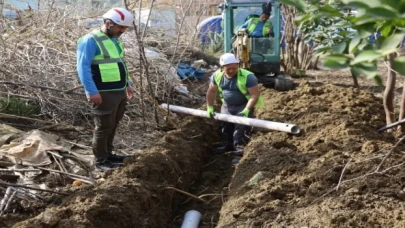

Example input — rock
[345,187,360,195]
[42,210,60,226]
[247,171,264,187]
[361,141,379,154]
[397,190,405,200]
[191,59,207,68]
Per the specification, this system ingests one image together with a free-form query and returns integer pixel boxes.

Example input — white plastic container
[181,210,202,228]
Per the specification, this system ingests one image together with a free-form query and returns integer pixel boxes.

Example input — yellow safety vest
[214,69,263,108]
[247,18,272,37]
[78,30,129,91]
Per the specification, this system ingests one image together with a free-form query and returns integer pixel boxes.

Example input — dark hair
[262,12,270,16]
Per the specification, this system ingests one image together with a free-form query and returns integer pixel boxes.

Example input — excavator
[217,0,294,91]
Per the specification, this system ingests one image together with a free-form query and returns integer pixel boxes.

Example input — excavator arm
[235,29,251,69]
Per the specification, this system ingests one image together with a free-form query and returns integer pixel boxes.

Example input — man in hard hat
[206,53,262,164]
[76,8,134,171]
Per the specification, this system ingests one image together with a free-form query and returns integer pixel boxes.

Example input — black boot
[215,144,235,152]
[95,159,123,171]
[107,153,132,163]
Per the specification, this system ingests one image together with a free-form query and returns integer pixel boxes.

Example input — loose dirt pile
[218,81,405,227]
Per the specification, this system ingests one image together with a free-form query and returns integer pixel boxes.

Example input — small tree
[281,0,405,132]
[281,0,355,78]
[281,4,315,76]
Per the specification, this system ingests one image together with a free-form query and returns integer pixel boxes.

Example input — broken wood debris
[0,169,41,173]
[0,185,45,215]
[0,181,69,196]
[37,167,94,185]
[0,126,97,215]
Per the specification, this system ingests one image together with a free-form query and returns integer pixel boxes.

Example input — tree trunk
[398,78,405,133]
[310,55,320,70]
[297,38,303,68]
[383,53,397,132]
[280,4,314,76]
[350,71,359,88]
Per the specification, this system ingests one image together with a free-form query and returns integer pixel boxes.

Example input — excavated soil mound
[10,117,219,228]
[217,81,405,227]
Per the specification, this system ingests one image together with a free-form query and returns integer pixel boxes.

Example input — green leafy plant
[282,0,405,79]
[281,0,405,132]
[0,98,40,117]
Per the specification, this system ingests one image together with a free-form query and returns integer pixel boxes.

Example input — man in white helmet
[206,53,263,164]
[76,8,134,171]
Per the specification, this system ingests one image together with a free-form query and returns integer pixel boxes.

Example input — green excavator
[218,0,294,91]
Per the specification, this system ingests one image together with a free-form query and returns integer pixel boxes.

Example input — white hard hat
[103,8,134,27]
[219,53,239,66]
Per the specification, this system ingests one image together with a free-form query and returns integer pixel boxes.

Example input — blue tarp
[2,9,19,20]
[198,16,223,45]
[174,63,205,80]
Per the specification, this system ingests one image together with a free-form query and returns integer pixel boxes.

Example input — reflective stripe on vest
[214,69,263,108]
[247,18,272,37]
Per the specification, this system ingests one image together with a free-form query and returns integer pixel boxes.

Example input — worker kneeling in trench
[206,53,263,164]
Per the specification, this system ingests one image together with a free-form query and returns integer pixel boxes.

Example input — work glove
[238,108,250,117]
[207,106,215,118]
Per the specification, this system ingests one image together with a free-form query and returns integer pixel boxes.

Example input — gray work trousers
[91,90,127,162]
[220,102,254,147]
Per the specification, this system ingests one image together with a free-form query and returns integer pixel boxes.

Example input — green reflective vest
[78,30,129,91]
[247,18,272,37]
[214,69,263,108]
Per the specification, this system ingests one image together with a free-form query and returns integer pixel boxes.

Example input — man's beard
[106,29,122,38]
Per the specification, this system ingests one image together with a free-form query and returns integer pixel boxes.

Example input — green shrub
[0,98,40,116]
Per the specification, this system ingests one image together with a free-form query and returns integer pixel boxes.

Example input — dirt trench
[8,117,227,228]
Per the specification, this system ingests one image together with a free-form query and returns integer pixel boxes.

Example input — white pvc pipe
[161,103,301,135]
[181,210,202,228]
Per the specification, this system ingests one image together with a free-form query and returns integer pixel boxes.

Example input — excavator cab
[218,0,293,91]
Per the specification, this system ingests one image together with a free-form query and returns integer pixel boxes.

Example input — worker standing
[206,53,263,164]
[77,8,134,171]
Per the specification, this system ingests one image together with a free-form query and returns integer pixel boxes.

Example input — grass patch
[0,98,40,116]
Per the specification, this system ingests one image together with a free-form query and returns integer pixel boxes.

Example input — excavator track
[257,73,295,91]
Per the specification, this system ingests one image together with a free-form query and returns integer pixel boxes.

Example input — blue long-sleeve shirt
[77,35,99,95]
[77,34,131,95]
[239,19,273,37]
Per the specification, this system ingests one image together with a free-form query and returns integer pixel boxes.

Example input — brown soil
[8,117,221,228]
[217,80,405,227]
[4,68,405,228]
[167,142,235,228]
